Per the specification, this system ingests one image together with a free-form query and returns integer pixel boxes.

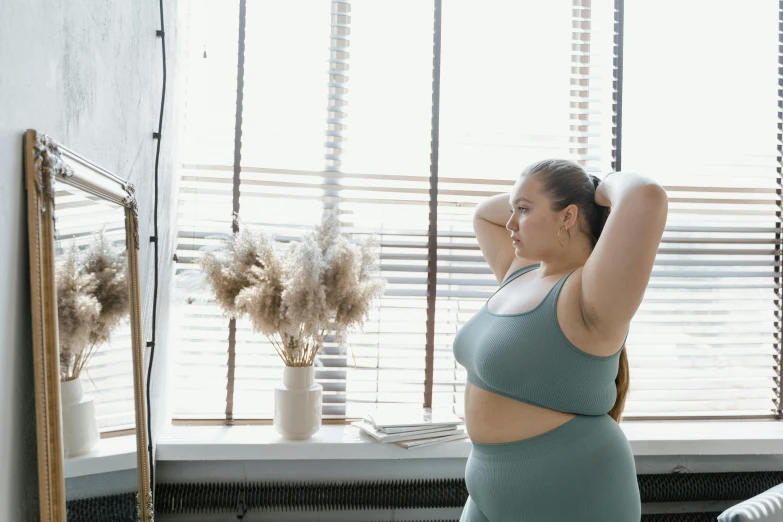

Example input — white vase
[60,377,100,457]
[273,365,323,440]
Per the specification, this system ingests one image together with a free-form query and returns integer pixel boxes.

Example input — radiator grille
[66,472,783,521]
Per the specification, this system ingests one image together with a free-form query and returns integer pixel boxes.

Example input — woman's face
[505,175,563,259]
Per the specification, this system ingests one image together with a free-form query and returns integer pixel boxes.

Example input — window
[172,0,782,423]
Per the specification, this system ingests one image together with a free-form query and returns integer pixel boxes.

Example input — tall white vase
[60,377,100,457]
[273,365,323,440]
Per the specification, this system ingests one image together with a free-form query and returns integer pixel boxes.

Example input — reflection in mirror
[53,178,139,520]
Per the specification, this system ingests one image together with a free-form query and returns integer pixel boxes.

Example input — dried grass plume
[199,210,386,367]
[56,229,130,381]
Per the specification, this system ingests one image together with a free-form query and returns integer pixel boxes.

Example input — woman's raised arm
[580,172,668,335]
[474,192,537,284]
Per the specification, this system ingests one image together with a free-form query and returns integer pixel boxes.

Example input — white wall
[0,1,181,519]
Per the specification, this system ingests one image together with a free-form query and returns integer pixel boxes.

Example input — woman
[454,159,668,521]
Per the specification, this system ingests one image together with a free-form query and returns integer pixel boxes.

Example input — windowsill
[66,420,783,477]
[156,419,783,462]
[64,434,137,479]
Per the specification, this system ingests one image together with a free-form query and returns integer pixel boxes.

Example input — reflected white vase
[273,365,323,440]
[60,377,100,457]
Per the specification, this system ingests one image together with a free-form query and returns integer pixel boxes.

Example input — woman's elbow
[642,183,669,230]
[643,182,668,211]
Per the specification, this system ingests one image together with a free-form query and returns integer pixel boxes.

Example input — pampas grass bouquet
[56,229,130,382]
[199,209,386,367]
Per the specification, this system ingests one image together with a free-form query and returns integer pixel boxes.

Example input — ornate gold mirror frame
[23,129,153,522]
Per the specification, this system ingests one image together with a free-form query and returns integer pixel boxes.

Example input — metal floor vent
[65,491,137,522]
[152,471,783,520]
[62,472,783,521]
[638,470,783,502]
[641,515,723,522]
[352,518,726,522]
[228,518,719,522]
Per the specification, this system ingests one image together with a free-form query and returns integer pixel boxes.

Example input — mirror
[23,129,153,522]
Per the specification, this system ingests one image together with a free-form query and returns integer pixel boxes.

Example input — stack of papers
[351,407,468,449]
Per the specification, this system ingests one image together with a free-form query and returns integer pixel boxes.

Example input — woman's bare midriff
[463,381,577,443]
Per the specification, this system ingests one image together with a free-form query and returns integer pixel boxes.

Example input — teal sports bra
[452,262,628,416]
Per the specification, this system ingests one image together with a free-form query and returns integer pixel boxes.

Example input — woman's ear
[563,204,579,228]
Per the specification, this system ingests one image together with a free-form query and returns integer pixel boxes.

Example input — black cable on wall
[147,0,168,499]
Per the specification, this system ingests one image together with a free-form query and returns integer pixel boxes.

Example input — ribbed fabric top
[453,263,627,416]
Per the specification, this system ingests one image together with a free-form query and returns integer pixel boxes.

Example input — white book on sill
[351,420,465,443]
[375,423,465,436]
[375,424,464,434]
[363,407,464,430]
[394,432,471,449]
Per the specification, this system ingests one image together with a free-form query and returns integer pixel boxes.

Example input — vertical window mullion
[776,0,783,420]
[612,0,624,172]
[424,0,442,410]
[226,0,248,425]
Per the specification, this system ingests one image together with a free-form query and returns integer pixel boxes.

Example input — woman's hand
[594,171,615,207]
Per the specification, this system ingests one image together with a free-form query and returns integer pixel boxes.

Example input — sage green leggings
[460,413,641,522]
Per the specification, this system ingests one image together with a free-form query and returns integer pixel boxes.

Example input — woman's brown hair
[521,159,629,424]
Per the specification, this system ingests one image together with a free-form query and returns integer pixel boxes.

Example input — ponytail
[590,173,629,424]
[586,174,611,249]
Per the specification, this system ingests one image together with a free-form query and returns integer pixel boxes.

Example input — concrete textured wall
[0,0,181,519]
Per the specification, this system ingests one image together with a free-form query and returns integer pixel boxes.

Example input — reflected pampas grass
[199,210,386,367]
[56,230,130,381]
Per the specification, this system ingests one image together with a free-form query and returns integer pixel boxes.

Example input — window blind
[619,0,781,418]
[172,0,782,423]
[53,180,136,433]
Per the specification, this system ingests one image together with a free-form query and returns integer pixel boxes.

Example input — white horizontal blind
[432,0,617,418]
[53,180,136,433]
[620,0,781,418]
